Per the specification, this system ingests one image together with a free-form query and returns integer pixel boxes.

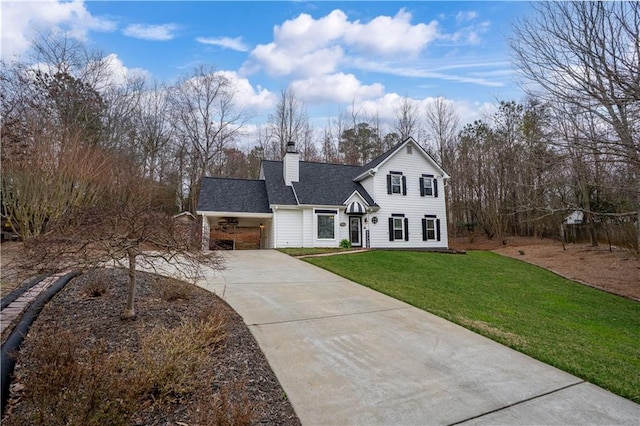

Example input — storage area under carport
[204,216,272,250]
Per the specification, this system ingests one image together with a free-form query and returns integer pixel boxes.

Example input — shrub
[7,309,230,425]
[339,239,352,249]
[82,276,111,298]
[154,277,193,302]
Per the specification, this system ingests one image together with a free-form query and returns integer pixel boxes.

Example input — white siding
[302,208,313,247]
[283,152,300,185]
[313,208,340,247]
[369,144,448,249]
[360,175,375,202]
[338,210,349,243]
[275,208,303,247]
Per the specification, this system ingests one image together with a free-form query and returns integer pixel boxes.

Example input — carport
[201,213,272,250]
[196,177,273,250]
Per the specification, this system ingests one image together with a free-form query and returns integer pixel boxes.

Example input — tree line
[2,1,638,252]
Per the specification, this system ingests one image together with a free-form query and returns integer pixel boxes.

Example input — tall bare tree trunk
[121,247,137,319]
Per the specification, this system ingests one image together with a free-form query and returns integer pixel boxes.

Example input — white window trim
[393,217,404,240]
[425,218,436,240]
[391,174,402,194]
[423,177,434,196]
[316,209,337,240]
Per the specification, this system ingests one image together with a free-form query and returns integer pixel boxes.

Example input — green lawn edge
[304,250,640,404]
[277,247,358,256]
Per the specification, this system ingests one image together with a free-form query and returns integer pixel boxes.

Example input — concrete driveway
[196,250,640,425]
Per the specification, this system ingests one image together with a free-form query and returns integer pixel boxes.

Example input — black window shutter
[388,217,394,241]
[402,176,407,195]
[404,218,409,241]
[387,174,392,194]
[434,179,439,197]
[436,219,441,241]
[419,177,425,196]
[422,218,427,241]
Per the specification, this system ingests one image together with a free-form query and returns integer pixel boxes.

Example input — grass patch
[277,247,360,256]
[306,250,640,403]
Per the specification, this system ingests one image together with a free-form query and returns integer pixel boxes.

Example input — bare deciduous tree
[424,97,459,170]
[511,1,640,251]
[168,65,251,211]
[16,154,220,319]
[267,88,313,159]
[394,96,420,141]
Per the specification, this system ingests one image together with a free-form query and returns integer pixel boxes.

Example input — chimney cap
[286,140,297,153]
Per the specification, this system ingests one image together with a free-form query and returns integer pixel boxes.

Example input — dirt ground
[449,236,640,301]
[3,268,300,425]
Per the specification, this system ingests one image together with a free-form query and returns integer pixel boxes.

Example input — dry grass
[3,268,299,425]
[5,309,237,426]
[80,273,112,298]
[156,276,194,302]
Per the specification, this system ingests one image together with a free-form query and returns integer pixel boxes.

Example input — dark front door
[349,216,362,247]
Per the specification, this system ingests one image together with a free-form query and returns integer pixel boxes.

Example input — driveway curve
[197,250,639,425]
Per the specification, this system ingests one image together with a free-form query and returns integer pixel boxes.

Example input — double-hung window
[391,174,402,194]
[316,209,336,239]
[393,218,404,240]
[387,172,407,195]
[422,215,441,241]
[420,174,438,197]
[388,214,409,241]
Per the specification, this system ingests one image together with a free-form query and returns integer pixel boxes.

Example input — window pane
[393,218,403,240]
[317,215,335,239]
[392,175,402,193]
[426,219,435,240]
[423,179,433,196]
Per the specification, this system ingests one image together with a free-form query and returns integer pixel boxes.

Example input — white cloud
[352,59,506,88]
[456,11,478,24]
[100,53,150,88]
[273,9,349,53]
[349,94,497,132]
[242,8,439,78]
[246,43,343,77]
[290,73,384,103]
[196,36,249,52]
[448,20,490,45]
[122,23,178,41]
[215,70,276,111]
[1,0,115,60]
[343,9,439,56]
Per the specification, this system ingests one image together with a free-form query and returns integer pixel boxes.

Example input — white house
[564,210,584,225]
[196,137,450,250]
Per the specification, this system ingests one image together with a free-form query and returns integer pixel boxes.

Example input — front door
[349,216,362,247]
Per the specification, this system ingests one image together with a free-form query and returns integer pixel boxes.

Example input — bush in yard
[339,239,352,249]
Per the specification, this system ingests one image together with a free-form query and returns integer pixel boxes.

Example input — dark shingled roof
[260,161,298,205]
[261,160,376,207]
[197,177,271,213]
[294,162,376,206]
[198,142,415,212]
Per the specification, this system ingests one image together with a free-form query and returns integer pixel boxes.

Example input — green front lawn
[305,250,640,403]
[277,247,361,256]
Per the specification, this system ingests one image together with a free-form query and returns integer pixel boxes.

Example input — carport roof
[197,177,272,214]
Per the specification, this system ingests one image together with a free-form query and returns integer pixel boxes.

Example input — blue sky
[1,1,532,131]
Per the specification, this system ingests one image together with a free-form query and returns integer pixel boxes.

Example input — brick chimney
[283,140,299,186]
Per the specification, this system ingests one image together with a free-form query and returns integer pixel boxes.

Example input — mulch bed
[2,268,301,425]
